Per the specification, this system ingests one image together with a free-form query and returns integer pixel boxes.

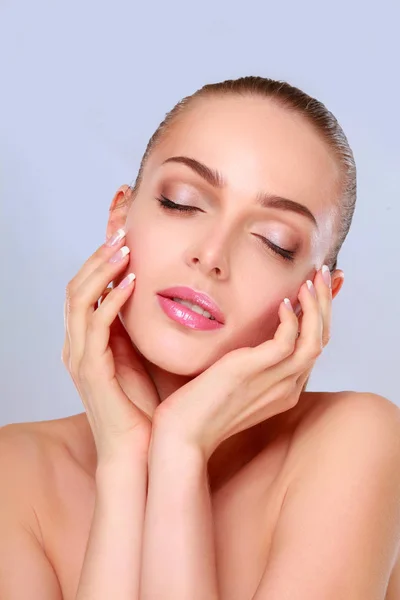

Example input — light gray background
[1,1,399,426]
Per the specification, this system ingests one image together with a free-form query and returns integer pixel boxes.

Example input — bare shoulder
[296,389,400,437]
[250,392,400,598]
[0,416,95,598]
[0,412,95,473]
[0,419,63,495]
[0,413,96,531]
[285,389,400,479]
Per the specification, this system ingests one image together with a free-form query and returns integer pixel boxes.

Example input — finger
[63,286,112,366]
[292,279,324,370]
[108,307,139,365]
[248,297,299,372]
[98,287,113,309]
[85,273,136,357]
[68,228,126,294]
[314,266,333,347]
[66,245,131,367]
[63,229,126,367]
[295,367,313,392]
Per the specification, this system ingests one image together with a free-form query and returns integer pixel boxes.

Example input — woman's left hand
[153,268,332,460]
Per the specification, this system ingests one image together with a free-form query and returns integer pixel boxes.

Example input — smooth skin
[1,95,400,599]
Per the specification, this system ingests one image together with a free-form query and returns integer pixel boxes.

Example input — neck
[141,357,194,403]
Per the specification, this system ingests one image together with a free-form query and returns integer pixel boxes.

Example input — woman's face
[116,96,341,376]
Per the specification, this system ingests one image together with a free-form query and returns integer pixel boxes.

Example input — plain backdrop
[0,0,399,426]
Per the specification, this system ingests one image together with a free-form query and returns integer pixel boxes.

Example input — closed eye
[156,195,201,213]
[156,195,297,263]
[253,234,296,262]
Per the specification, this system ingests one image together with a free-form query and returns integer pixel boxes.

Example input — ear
[331,269,345,301]
[105,184,132,241]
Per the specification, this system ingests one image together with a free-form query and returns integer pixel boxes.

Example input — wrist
[152,411,215,463]
[148,423,207,473]
[96,438,149,479]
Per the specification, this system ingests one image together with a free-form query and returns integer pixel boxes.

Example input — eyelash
[155,195,296,263]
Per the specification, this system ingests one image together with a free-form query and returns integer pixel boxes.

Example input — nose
[185,230,230,280]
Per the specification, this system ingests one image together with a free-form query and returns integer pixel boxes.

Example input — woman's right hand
[62,228,160,466]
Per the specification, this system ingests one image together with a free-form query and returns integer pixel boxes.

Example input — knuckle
[66,282,92,311]
[287,393,299,408]
[292,352,313,372]
[307,341,323,359]
[68,290,83,309]
[65,281,77,303]
[278,377,295,398]
[323,330,331,346]
[285,377,297,396]
[279,339,296,357]
[286,376,298,394]
[69,287,89,311]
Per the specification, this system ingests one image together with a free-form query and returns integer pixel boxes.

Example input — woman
[1,75,400,599]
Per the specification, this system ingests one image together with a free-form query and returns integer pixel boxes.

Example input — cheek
[245,302,282,345]
[231,274,301,346]
[124,221,173,274]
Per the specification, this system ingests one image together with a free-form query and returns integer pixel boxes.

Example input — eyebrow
[162,155,318,229]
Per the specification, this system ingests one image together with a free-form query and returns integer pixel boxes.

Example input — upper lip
[157,286,225,324]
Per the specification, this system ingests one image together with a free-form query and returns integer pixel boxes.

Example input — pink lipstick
[156,286,225,331]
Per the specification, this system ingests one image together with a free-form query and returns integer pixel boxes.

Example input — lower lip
[156,295,224,331]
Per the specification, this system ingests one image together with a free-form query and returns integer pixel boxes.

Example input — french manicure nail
[283,298,294,312]
[118,272,136,289]
[108,245,130,263]
[306,280,317,298]
[322,264,331,289]
[106,228,126,247]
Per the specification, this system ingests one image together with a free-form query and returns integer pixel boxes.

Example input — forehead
[155,96,341,227]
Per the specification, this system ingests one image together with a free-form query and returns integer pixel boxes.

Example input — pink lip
[156,286,225,331]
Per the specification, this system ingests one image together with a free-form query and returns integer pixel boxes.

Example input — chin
[118,306,225,377]
[137,332,220,377]
[146,350,212,377]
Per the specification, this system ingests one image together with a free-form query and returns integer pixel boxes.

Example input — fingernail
[108,245,130,263]
[118,272,136,289]
[306,280,317,298]
[322,265,331,289]
[106,228,126,247]
[283,298,294,312]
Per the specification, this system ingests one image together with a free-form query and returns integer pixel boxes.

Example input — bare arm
[139,423,219,600]
[76,444,148,600]
[60,229,160,598]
